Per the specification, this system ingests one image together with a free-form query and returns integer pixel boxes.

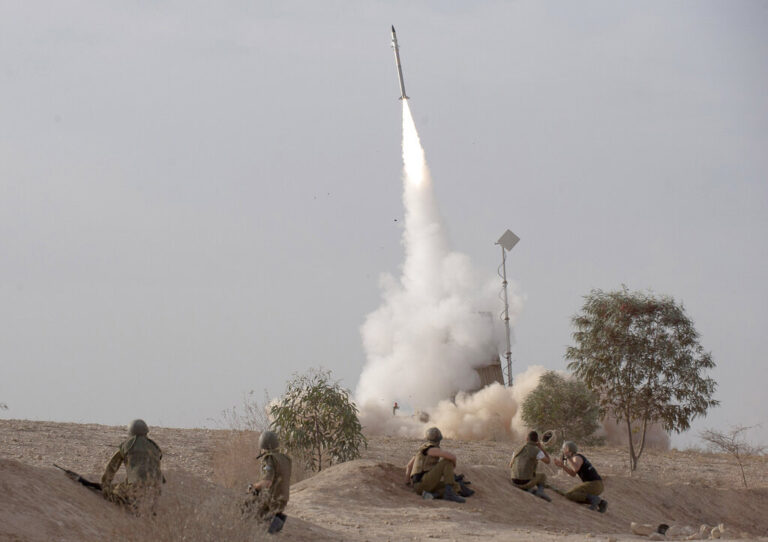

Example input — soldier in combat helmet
[243,430,292,534]
[101,419,164,514]
[405,427,472,503]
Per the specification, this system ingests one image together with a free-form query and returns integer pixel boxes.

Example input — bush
[521,371,602,447]
[700,425,766,488]
[270,368,366,472]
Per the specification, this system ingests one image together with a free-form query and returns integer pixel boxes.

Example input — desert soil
[1,419,767,542]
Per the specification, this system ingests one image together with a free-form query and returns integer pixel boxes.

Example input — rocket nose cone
[391,25,396,33]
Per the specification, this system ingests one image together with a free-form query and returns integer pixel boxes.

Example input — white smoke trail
[354,102,668,448]
[355,101,525,438]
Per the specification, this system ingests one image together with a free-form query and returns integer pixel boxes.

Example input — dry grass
[106,492,271,542]
[211,429,316,489]
[212,430,262,489]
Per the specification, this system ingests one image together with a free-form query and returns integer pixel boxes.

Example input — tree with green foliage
[566,287,718,471]
[521,371,602,447]
[269,368,366,472]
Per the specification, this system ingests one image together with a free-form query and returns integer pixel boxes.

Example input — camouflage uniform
[242,450,292,522]
[101,434,163,513]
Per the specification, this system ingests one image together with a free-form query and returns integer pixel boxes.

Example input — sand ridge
[1,420,767,541]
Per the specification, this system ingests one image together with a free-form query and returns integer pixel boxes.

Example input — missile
[391,25,409,100]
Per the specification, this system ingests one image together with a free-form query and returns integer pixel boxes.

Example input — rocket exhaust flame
[352,30,674,447]
[355,80,526,438]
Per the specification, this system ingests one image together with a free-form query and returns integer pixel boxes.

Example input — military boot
[530,484,551,502]
[458,480,475,497]
[422,491,436,500]
[586,494,601,511]
[443,485,466,504]
[598,499,608,513]
[267,515,285,534]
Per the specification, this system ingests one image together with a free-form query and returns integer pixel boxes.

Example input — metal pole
[500,245,512,386]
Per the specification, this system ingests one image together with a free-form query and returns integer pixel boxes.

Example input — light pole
[496,229,520,387]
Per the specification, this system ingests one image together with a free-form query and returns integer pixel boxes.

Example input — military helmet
[563,440,578,454]
[259,430,279,451]
[128,419,149,436]
[425,427,443,443]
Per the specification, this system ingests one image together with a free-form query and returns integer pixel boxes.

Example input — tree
[269,368,367,472]
[700,426,765,488]
[521,371,602,447]
[566,287,718,471]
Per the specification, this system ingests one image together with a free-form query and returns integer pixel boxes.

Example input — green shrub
[521,371,602,448]
[270,368,366,472]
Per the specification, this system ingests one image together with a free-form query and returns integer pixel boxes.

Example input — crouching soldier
[510,431,551,502]
[553,441,607,513]
[243,431,292,534]
[405,427,471,503]
[101,419,163,515]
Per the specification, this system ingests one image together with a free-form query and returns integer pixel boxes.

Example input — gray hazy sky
[1,1,766,446]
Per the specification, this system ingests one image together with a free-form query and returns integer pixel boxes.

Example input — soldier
[101,419,163,514]
[509,431,552,502]
[552,441,608,513]
[404,427,471,503]
[243,430,292,534]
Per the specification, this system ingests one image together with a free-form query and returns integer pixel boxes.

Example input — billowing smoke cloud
[355,101,524,438]
[354,101,669,449]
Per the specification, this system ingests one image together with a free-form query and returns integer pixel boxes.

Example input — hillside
[1,420,767,541]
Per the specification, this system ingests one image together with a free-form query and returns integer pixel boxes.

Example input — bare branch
[700,425,766,488]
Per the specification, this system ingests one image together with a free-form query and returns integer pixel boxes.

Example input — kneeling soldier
[510,430,552,501]
[405,427,468,503]
[101,419,163,515]
[243,431,292,534]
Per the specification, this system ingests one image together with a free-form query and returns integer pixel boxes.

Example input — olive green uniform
[410,442,460,497]
[564,480,604,502]
[101,435,163,512]
[243,451,292,522]
[509,442,546,490]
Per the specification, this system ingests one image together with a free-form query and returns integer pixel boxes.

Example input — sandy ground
[1,419,767,542]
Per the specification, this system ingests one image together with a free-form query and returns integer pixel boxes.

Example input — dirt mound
[3,421,768,541]
[0,459,338,542]
[289,459,768,540]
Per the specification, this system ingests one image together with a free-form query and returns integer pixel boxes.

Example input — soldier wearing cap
[243,430,292,534]
[101,419,164,514]
[405,427,471,503]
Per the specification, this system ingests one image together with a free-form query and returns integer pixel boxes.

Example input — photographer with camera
[552,441,607,513]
